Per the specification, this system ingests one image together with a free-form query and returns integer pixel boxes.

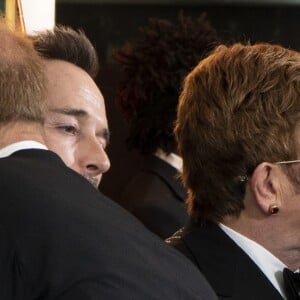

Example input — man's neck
[0,121,45,149]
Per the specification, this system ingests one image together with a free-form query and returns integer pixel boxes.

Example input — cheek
[53,144,76,168]
[44,135,76,167]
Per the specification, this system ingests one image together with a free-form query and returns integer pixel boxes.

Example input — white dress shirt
[0,140,48,158]
[219,223,287,299]
[155,148,183,172]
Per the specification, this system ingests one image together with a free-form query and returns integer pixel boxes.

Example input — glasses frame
[238,160,300,183]
[275,160,300,165]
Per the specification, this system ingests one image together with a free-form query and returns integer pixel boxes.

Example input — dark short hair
[114,13,219,155]
[31,25,99,79]
[176,42,300,223]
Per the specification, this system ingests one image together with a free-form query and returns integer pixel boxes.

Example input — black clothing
[168,222,283,300]
[120,155,188,239]
[0,149,217,300]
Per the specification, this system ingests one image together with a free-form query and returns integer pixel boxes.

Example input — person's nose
[79,137,111,177]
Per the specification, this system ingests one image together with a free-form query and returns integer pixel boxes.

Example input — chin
[84,175,99,189]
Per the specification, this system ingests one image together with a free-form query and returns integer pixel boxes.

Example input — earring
[269,204,279,215]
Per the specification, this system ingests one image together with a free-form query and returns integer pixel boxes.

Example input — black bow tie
[283,268,300,300]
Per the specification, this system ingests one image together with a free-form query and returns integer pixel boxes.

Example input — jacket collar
[180,222,283,299]
[143,155,186,200]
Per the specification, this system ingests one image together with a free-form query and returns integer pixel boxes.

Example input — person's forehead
[45,59,99,94]
[44,59,107,122]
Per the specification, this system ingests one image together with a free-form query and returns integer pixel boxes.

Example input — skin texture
[43,60,110,187]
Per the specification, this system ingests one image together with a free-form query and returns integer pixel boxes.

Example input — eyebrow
[50,108,88,117]
[50,108,110,145]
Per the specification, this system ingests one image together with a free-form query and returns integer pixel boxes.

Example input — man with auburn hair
[0,22,217,299]
[114,13,219,238]
[31,26,110,188]
[167,42,300,299]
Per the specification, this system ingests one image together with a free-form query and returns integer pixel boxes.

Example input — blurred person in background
[114,13,219,238]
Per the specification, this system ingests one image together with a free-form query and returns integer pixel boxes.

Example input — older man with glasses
[167,42,300,300]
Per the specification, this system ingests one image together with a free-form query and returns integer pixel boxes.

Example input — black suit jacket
[0,149,217,300]
[119,155,188,239]
[167,222,283,300]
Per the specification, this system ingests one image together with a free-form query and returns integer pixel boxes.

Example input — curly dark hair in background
[114,12,219,155]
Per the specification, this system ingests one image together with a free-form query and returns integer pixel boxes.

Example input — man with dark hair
[32,26,110,188]
[114,13,219,238]
[0,23,218,299]
[167,42,300,299]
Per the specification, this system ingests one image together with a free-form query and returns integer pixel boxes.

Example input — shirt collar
[155,148,182,172]
[219,223,287,299]
[0,140,48,158]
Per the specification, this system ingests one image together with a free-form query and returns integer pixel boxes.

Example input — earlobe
[268,204,279,214]
[250,162,279,215]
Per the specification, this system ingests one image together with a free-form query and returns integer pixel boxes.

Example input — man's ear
[249,162,280,214]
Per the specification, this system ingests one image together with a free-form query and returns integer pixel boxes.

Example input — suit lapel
[181,223,283,299]
[143,155,186,201]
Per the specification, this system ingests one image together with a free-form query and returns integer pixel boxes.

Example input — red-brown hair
[176,43,300,222]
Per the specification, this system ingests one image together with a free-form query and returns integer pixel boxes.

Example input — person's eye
[58,125,79,136]
[100,139,108,150]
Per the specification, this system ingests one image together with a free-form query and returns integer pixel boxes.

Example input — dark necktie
[283,268,300,300]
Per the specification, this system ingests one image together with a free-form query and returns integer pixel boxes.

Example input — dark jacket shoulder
[167,222,283,300]
[120,155,188,238]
